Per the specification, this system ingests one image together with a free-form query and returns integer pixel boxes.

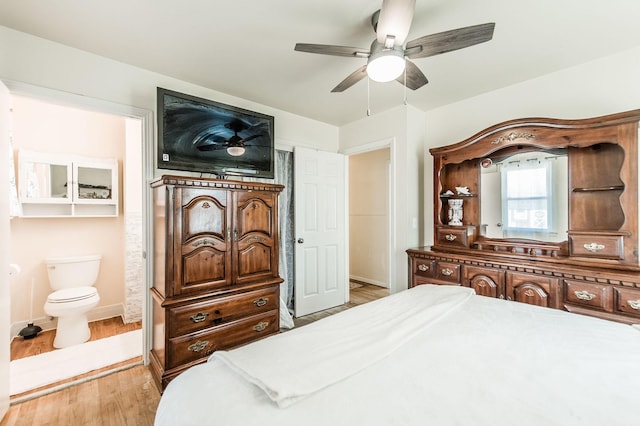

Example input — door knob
[297,238,304,244]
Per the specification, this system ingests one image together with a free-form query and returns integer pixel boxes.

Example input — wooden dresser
[149,176,283,390]
[408,110,640,325]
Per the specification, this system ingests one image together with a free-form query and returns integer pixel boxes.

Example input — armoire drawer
[166,310,279,370]
[614,287,640,318]
[563,280,613,312]
[168,286,279,337]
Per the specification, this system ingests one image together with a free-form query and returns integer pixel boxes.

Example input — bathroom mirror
[479,150,568,243]
[21,160,70,200]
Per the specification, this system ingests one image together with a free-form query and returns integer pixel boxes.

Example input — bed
[155,285,640,425]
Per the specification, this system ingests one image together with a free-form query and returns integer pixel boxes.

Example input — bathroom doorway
[5,85,152,398]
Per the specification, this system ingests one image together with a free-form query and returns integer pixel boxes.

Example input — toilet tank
[45,254,102,290]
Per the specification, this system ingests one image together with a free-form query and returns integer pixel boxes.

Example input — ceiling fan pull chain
[367,77,371,117]
[403,67,408,105]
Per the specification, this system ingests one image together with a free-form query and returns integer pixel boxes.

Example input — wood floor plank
[0,365,160,426]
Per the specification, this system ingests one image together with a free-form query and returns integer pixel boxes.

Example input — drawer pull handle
[574,290,596,301]
[254,297,269,307]
[189,312,210,323]
[187,340,209,353]
[441,268,454,276]
[253,321,270,332]
[583,242,605,253]
[445,234,457,241]
[418,264,429,272]
[628,299,640,310]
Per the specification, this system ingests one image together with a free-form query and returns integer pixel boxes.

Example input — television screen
[157,88,275,179]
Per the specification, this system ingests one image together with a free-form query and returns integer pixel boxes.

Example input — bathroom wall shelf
[18,150,119,218]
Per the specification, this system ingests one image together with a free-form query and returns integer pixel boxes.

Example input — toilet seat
[47,287,98,304]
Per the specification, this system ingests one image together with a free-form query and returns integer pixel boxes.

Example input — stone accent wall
[124,212,143,323]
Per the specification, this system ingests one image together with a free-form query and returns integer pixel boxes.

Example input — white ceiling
[1,0,640,126]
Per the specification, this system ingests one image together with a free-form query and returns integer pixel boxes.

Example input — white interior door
[0,80,12,419]
[294,147,347,317]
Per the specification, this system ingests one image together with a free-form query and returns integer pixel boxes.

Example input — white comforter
[155,285,640,426]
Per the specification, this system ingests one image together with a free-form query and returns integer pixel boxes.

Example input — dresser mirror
[479,149,568,243]
[430,110,640,268]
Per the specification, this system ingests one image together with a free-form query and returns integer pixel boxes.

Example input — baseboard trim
[10,303,125,340]
[349,275,388,288]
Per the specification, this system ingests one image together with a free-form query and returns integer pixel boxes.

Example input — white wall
[340,104,425,292]
[0,26,339,155]
[423,46,640,244]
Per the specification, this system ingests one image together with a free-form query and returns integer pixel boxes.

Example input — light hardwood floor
[1,284,389,426]
[293,282,389,326]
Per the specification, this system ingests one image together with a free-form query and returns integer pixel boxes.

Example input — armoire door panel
[233,191,278,284]
[181,189,228,242]
[180,247,229,293]
[236,244,273,277]
[235,193,274,238]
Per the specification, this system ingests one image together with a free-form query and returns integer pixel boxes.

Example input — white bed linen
[213,284,473,407]
[155,285,640,426]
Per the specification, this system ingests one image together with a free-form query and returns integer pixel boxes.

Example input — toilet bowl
[43,255,102,348]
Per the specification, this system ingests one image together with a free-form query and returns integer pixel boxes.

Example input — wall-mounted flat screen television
[157,87,275,179]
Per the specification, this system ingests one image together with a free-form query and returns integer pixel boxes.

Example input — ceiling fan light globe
[367,54,405,82]
[227,146,246,156]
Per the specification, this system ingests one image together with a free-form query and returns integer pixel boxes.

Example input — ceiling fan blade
[376,0,416,46]
[243,134,262,143]
[405,22,495,59]
[294,43,369,58]
[197,144,227,152]
[396,60,428,90]
[331,65,368,92]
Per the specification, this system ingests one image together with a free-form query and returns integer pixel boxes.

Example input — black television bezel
[156,87,275,179]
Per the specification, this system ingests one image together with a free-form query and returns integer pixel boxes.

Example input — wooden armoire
[149,176,283,390]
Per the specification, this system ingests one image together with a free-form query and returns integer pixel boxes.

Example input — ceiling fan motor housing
[367,40,405,82]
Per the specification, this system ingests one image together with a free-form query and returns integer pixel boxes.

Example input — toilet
[44,255,101,349]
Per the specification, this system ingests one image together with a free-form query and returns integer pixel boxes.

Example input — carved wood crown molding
[151,175,284,192]
[490,132,536,145]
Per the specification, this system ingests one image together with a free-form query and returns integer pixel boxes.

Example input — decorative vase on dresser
[408,110,640,325]
[149,175,283,390]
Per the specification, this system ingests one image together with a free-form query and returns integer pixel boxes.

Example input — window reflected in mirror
[24,162,69,199]
[480,151,568,242]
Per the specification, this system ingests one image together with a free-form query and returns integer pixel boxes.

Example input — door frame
[342,137,396,295]
[2,79,154,364]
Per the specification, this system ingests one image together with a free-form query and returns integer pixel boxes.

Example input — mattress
[155,284,640,426]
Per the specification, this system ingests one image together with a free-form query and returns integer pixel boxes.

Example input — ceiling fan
[294,0,495,92]
[195,119,263,156]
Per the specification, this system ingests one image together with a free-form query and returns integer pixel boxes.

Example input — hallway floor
[293,282,389,327]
